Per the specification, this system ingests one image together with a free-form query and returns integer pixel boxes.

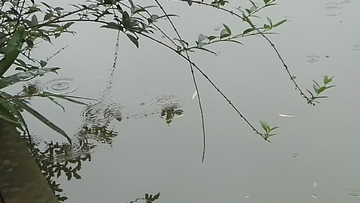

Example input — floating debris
[192,90,197,99]
[279,113,294,118]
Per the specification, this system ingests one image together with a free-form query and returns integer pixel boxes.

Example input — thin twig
[153,0,207,162]
[189,0,311,103]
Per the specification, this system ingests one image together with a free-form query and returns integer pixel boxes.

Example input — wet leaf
[220,29,230,39]
[126,34,139,48]
[243,28,254,35]
[0,26,25,76]
[14,100,72,144]
[47,97,65,112]
[317,86,326,94]
[273,19,286,28]
[207,35,216,41]
[198,34,208,42]
[31,15,38,26]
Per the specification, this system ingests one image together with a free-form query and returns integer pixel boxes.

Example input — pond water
[6,0,360,202]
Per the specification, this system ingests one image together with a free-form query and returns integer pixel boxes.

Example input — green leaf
[14,100,72,144]
[198,34,208,42]
[47,97,65,112]
[100,22,123,31]
[243,28,254,35]
[40,60,47,67]
[313,84,319,93]
[0,26,25,76]
[260,121,269,131]
[220,29,230,39]
[31,15,38,26]
[224,39,243,45]
[126,34,139,48]
[63,22,74,29]
[207,36,216,41]
[194,47,217,55]
[153,192,160,200]
[263,0,271,4]
[317,86,326,94]
[223,24,231,35]
[273,19,286,28]
[0,103,22,126]
[266,17,273,26]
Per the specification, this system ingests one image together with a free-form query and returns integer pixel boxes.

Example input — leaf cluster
[260,121,278,142]
[306,75,336,105]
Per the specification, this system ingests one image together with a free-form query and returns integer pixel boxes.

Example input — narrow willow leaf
[42,92,88,105]
[222,24,231,35]
[0,92,29,133]
[47,97,65,112]
[0,104,22,126]
[153,192,160,200]
[31,14,38,26]
[0,26,25,76]
[194,47,217,55]
[207,36,216,41]
[126,34,139,48]
[312,79,320,88]
[270,126,279,131]
[266,17,272,26]
[100,22,123,31]
[273,19,286,28]
[260,121,268,131]
[15,100,72,144]
[63,22,74,29]
[0,68,59,89]
[317,86,326,94]
[243,28,254,35]
[198,34,208,42]
[224,39,243,45]
[220,29,230,39]
[313,84,319,93]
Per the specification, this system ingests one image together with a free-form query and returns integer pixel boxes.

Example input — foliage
[0,0,335,164]
[260,121,278,142]
[22,122,117,202]
[128,192,160,203]
[307,75,336,105]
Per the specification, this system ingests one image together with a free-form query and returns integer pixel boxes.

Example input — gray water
[12,0,360,202]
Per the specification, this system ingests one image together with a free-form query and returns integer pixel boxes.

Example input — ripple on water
[82,101,122,125]
[306,55,320,62]
[349,188,360,196]
[325,2,343,16]
[42,78,78,94]
[352,44,360,50]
